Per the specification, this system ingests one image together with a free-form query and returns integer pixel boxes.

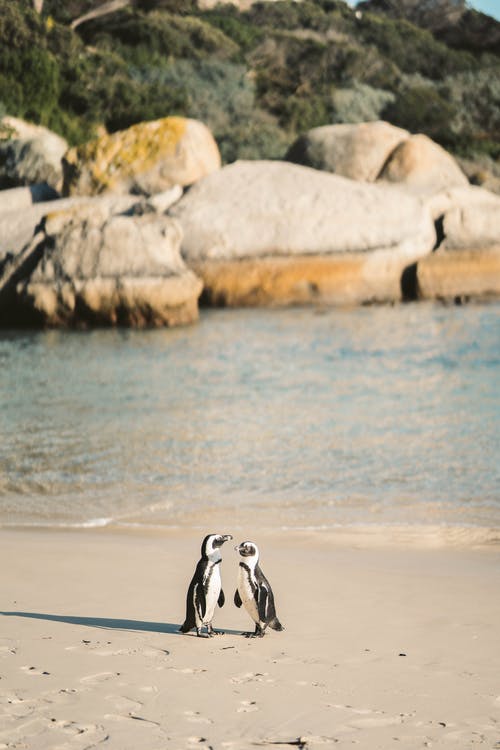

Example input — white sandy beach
[0,527,499,749]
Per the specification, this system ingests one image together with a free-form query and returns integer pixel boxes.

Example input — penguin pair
[179,534,284,638]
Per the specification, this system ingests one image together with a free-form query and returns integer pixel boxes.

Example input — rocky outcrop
[416,248,500,302]
[286,121,409,182]
[1,201,202,328]
[63,117,221,197]
[429,186,500,251]
[169,160,436,306]
[0,116,68,191]
[0,184,59,213]
[286,122,468,196]
[415,185,500,302]
[378,134,469,194]
[0,194,137,260]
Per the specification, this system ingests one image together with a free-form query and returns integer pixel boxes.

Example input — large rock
[378,134,468,194]
[63,117,221,197]
[416,248,500,302]
[169,160,436,306]
[415,185,500,302]
[0,184,59,213]
[437,188,500,251]
[6,202,202,328]
[0,116,68,191]
[286,121,409,182]
[0,194,138,261]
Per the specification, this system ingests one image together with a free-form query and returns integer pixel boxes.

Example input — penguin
[234,540,284,637]
[179,533,233,637]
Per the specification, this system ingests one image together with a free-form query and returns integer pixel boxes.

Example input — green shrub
[357,13,477,80]
[0,1,61,126]
[438,68,500,136]
[77,9,238,61]
[198,8,263,55]
[382,84,457,139]
[331,81,395,123]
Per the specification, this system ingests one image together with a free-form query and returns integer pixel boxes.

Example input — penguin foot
[206,625,224,637]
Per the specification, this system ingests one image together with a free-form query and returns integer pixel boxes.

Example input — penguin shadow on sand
[0,611,181,635]
[0,611,241,638]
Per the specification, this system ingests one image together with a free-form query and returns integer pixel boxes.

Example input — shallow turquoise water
[1,303,499,536]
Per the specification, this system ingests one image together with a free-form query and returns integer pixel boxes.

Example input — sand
[0,527,499,749]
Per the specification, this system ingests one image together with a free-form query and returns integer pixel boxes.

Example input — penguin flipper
[194,582,206,620]
[234,589,242,608]
[218,589,225,607]
[257,585,269,623]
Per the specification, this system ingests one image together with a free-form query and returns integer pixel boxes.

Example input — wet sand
[0,527,499,749]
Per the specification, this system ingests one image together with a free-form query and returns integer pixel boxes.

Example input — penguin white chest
[203,563,221,623]
[238,565,259,624]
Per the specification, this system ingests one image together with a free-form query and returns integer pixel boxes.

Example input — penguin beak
[221,534,233,544]
[234,543,242,552]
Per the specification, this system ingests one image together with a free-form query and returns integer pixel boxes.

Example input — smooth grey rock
[415,185,500,302]
[0,117,68,191]
[286,121,409,182]
[0,194,139,261]
[425,185,500,249]
[0,184,59,213]
[170,160,435,261]
[378,134,468,195]
[169,160,436,305]
[13,201,202,327]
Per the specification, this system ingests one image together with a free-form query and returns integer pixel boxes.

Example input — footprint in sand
[169,667,207,675]
[138,685,159,694]
[0,717,48,743]
[141,646,170,658]
[295,680,325,688]
[183,710,213,725]
[93,648,140,657]
[230,672,274,685]
[348,715,402,729]
[49,719,104,736]
[20,665,50,676]
[53,688,79,705]
[46,720,109,750]
[105,695,143,714]
[237,700,258,713]
[80,671,119,685]
[327,703,402,730]
[3,694,36,719]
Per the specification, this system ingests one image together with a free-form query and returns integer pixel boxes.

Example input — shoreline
[1,520,499,549]
[1,527,499,749]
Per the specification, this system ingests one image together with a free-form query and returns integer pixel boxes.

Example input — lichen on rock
[62,117,221,197]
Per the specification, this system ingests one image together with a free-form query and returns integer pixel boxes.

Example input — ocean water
[1,303,499,541]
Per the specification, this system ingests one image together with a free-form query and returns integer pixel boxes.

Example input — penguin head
[201,533,233,561]
[234,541,259,562]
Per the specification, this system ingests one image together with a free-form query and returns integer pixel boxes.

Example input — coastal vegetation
[0,0,499,163]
